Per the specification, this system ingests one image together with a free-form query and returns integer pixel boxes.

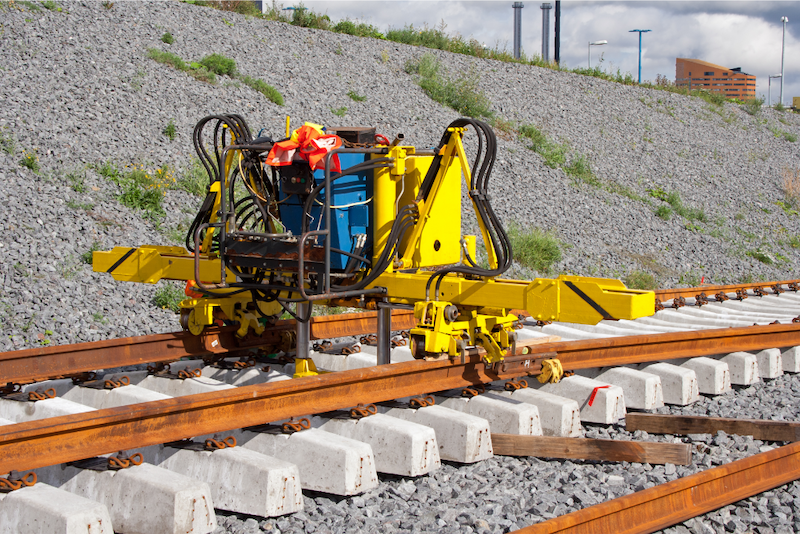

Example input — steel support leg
[296,301,311,359]
[377,304,392,365]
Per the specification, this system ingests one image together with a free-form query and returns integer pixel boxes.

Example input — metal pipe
[540,3,551,62]
[780,16,788,106]
[513,2,524,60]
[296,301,310,359]
[554,1,560,66]
[376,303,392,365]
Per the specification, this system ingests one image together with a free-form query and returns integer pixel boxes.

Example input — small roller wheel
[180,309,205,336]
[180,309,191,331]
[410,334,427,360]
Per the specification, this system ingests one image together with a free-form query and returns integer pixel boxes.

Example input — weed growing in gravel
[564,155,600,186]
[19,150,39,173]
[507,223,561,273]
[80,241,102,265]
[94,160,119,180]
[17,0,40,12]
[199,53,236,76]
[0,129,15,154]
[101,0,112,8]
[67,170,87,192]
[153,283,184,313]
[743,97,764,116]
[66,200,94,210]
[347,90,366,102]
[331,106,347,117]
[788,235,800,249]
[518,124,567,168]
[746,249,774,265]
[774,101,787,112]
[647,187,707,223]
[161,32,174,44]
[41,0,61,11]
[176,158,208,196]
[103,163,175,221]
[240,76,284,105]
[655,205,672,220]
[147,48,216,84]
[768,124,797,142]
[776,200,798,216]
[405,53,493,119]
[163,119,177,141]
[625,270,657,290]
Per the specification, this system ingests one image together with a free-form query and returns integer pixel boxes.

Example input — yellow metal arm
[93,246,231,284]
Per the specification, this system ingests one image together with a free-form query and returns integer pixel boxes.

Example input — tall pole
[780,16,788,106]
[629,29,651,84]
[513,2,524,60]
[541,3,551,62]
[554,1,560,66]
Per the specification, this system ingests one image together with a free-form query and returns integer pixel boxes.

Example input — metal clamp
[281,418,311,434]
[107,452,144,470]
[204,436,237,450]
[409,396,435,408]
[0,471,37,492]
[349,403,377,419]
[504,378,529,391]
[461,384,486,398]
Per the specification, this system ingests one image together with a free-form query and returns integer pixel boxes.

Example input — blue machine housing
[277,153,373,270]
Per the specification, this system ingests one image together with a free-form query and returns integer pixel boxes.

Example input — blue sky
[296,1,799,105]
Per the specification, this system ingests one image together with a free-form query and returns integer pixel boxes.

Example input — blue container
[278,153,373,270]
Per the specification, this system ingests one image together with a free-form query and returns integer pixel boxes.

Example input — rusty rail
[654,279,800,302]
[3,322,800,473]
[518,440,800,534]
[0,310,416,385]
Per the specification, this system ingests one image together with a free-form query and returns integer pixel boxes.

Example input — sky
[294,1,800,105]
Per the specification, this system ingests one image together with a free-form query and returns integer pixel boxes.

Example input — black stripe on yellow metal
[106,247,137,273]
[564,281,615,320]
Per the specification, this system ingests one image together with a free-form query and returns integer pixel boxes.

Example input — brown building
[675,58,756,100]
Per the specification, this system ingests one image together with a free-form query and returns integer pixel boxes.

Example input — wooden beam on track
[492,434,692,465]
[626,413,800,442]
[516,440,800,534]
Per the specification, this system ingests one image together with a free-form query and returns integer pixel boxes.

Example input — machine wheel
[180,309,206,336]
[410,334,427,360]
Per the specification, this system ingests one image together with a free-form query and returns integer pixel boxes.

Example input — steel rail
[2,322,800,473]
[654,278,800,302]
[517,440,800,534]
[0,310,416,385]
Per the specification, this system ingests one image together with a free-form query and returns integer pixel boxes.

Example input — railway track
[1,282,800,534]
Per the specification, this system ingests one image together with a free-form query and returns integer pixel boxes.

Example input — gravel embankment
[1,2,799,533]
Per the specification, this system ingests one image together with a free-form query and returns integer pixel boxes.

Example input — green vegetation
[507,224,562,273]
[147,48,217,83]
[625,270,657,290]
[333,19,384,39]
[768,124,797,142]
[41,1,61,11]
[330,106,347,117]
[199,53,236,76]
[404,53,492,118]
[176,158,209,196]
[655,205,672,221]
[152,283,184,313]
[647,187,707,223]
[19,150,39,173]
[80,241,102,265]
[563,155,599,186]
[347,90,367,102]
[163,119,177,140]
[67,170,87,192]
[240,76,284,105]
[96,162,175,221]
[518,124,567,168]
[161,32,174,44]
[743,96,764,116]
[0,129,15,154]
[746,249,773,265]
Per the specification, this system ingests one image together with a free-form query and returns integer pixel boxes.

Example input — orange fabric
[265,125,342,172]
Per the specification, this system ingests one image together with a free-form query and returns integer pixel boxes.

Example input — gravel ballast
[1,2,799,533]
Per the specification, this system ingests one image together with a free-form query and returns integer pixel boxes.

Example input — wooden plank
[491,434,692,465]
[626,413,800,442]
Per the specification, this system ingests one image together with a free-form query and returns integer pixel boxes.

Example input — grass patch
[655,205,672,220]
[100,163,176,220]
[331,106,347,117]
[240,76,284,105]
[742,97,764,116]
[1,129,16,154]
[404,53,492,119]
[563,155,599,186]
[163,119,177,141]
[161,32,174,44]
[198,53,236,76]
[768,124,797,142]
[176,158,208,196]
[507,223,561,273]
[152,283,184,313]
[147,48,216,83]
[647,187,707,222]
[80,241,102,265]
[746,249,773,265]
[347,90,366,102]
[67,171,87,192]
[19,150,39,173]
[518,124,567,168]
[625,270,657,290]
[66,200,94,210]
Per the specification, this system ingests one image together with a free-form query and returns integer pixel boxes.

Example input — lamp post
[588,40,607,69]
[769,74,782,107]
[629,29,651,83]
[780,16,788,106]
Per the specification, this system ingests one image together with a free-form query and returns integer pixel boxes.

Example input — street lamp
[769,74,782,107]
[588,40,607,69]
[629,29,651,84]
[780,16,788,106]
